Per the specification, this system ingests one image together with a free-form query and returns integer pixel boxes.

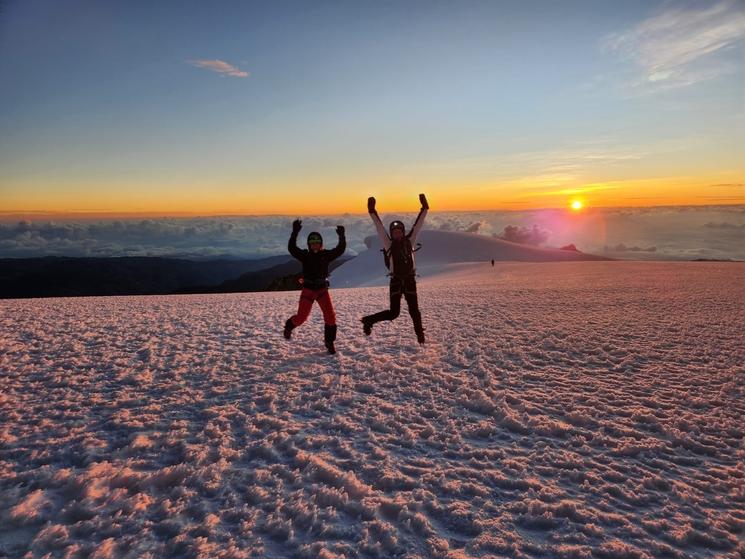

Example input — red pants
[291,288,336,326]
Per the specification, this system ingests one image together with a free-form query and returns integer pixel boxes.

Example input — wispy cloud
[529,183,622,198]
[495,143,664,193]
[509,145,648,171]
[187,59,249,78]
[603,0,745,91]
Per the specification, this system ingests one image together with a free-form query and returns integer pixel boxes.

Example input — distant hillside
[333,229,612,287]
[0,255,291,299]
[174,257,351,294]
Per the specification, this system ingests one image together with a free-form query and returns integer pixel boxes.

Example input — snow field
[0,262,743,558]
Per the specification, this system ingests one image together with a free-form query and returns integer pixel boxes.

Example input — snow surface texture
[332,230,610,288]
[1,262,744,558]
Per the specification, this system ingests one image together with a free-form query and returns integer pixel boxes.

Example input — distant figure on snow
[491,259,495,267]
[284,220,346,354]
[361,194,428,344]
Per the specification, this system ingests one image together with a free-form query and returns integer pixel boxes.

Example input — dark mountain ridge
[0,255,294,299]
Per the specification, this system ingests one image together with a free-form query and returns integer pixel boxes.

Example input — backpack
[381,235,422,274]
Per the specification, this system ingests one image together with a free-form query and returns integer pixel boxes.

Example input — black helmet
[307,231,323,247]
[389,220,405,236]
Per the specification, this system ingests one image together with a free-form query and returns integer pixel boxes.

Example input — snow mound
[332,229,610,287]
[1,262,743,558]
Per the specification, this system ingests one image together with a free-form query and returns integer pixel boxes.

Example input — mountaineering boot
[411,312,425,344]
[283,318,296,340]
[324,324,337,354]
[414,325,425,344]
[361,317,372,336]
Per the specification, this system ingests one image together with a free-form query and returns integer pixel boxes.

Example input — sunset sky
[1,0,743,216]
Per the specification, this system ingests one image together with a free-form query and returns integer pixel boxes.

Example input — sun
[570,199,583,211]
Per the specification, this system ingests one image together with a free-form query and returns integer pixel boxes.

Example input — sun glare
[570,199,583,211]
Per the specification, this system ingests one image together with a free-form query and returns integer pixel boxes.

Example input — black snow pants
[364,275,423,332]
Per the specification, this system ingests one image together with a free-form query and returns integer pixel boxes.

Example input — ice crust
[1,262,743,558]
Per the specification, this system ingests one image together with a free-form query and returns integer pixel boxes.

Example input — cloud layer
[0,206,744,261]
[496,225,551,246]
[187,59,249,78]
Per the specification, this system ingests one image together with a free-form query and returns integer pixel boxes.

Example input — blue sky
[0,0,743,214]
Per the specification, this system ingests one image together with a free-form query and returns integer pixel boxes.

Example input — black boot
[361,317,372,336]
[411,310,425,344]
[324,324,337,354]
[415,326,425,344]
[413,317,425,344]
[283,318,296,340]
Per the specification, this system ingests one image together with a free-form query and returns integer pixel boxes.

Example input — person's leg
[403,277,425,343]
[316,290,336,325]
[284,288,315,338]
[317,290,338,353]
[363,279,403,330]
[323,324,337,354]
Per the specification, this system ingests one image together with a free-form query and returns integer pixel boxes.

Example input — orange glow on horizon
[1,174,743,218]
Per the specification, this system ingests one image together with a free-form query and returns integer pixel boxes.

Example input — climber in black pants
[361,193,429,344]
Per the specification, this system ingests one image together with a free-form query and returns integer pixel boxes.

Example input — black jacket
[288,232,346,289]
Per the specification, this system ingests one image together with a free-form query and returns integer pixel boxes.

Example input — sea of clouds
[1,206,744,261]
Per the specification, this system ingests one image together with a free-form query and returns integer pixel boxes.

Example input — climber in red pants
[283,220,346,354]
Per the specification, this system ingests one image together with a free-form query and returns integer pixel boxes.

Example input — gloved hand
[419,193,429,210]
[367,197,376,213]
[292,219,302,234]
[336,225,345,236]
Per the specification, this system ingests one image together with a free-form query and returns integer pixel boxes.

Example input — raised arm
[368,196,391,250]
[409,193,429,244]
[326,226,347,260]
[288,219,305,260]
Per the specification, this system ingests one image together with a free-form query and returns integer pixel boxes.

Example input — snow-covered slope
[332,229,610,287]
[1,262,743,558]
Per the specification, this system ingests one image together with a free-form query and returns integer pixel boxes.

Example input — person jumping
[361,193,429,344]
[284,220,346,354]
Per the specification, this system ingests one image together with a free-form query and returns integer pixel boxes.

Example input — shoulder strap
[381,247,391,270]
